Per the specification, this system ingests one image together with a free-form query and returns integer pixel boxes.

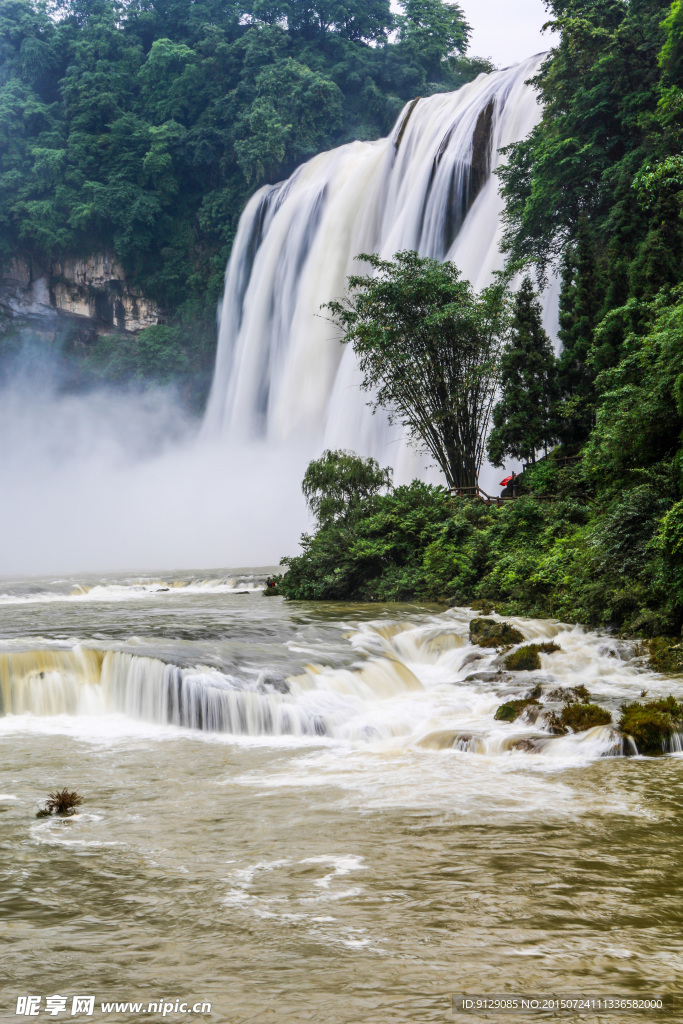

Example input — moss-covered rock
[644,638,683,675]
[561,703,612,732]
[495,696,540,722]
[541,711,567,735]
[619,696,683,755]
[504,642,561,671]
[470,618,524,649]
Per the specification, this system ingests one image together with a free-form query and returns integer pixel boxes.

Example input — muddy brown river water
[0,570,681,1023]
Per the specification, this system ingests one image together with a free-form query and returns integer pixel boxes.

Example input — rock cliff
[0,255,162,337]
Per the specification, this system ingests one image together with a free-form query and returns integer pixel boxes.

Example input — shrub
[37,790,83,818]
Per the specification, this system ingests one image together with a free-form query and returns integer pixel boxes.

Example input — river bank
[273,455,683,653]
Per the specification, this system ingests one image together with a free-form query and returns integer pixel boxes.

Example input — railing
[451,486,517,507]
[452,484,605,514]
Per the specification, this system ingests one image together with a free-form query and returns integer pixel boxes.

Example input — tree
[583,287,683,489]
[302,449,393,526]
[487,278,559,468]
[397,0,469,79]
[327,251,511,490]
[554,218,604,443]
[234,58,343,183]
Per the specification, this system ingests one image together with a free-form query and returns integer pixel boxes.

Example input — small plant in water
[36,789,83,818]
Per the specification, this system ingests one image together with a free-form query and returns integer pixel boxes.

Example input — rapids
[2,573,683,1020]
[1,572,676,757]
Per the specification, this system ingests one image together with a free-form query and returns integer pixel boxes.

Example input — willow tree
[302,449,393,526]
[327,251,510,490]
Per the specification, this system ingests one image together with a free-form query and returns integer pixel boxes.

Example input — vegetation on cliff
[0,0,488,394]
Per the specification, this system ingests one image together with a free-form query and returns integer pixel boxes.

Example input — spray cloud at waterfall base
[0,58,553,575]
[0,366,310,575]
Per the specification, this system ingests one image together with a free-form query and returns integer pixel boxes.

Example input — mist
[0,339,311,576]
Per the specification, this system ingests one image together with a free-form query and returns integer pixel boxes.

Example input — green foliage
[279,480,471,601]
[644,635,683,672]
[0,0,486,339]
[488,278,560,467]
[327,251,511,488]
[301,449,393,526]
[659,500,683,603]
[277,434,683,635]
[234,59,343,184]
[584,288,683,488]
[72,302,214,404]
[498,0,683,450]
[397,0,470,78]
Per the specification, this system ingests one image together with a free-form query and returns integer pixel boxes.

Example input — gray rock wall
[0,255,162,336]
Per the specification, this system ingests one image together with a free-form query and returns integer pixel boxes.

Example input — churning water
[2,574,683,1021]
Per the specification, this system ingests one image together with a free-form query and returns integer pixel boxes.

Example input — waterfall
[203,54,554,479]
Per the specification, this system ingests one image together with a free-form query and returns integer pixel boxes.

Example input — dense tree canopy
[499,0,683,419]
[0,0,488,318]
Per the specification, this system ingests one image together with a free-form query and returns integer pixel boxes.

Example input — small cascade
[203,56,554,476]
[665,731,683,755]
[0,648,104,716]
[3,610,682,762]
[101,652,323,737]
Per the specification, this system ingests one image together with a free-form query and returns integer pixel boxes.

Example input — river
[1,570,681,1022]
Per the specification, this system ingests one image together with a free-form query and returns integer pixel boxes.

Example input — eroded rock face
[0,254,161,335]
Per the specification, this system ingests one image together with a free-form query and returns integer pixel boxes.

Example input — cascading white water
[204,54,558,481]
[3,611,681,757]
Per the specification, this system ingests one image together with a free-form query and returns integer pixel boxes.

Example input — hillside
[0,0,490,401]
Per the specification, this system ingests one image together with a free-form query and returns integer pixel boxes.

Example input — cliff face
[0,255,162,337]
